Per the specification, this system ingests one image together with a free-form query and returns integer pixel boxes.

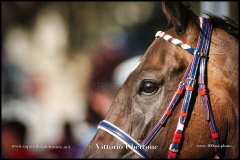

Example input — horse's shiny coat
[82,2,238,158]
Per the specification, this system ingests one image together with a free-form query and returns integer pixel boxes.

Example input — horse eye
[139,80,160,96]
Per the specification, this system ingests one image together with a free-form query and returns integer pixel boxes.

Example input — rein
[97,17,221,159]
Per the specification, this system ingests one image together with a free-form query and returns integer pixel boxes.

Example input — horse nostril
[139,80,160,96]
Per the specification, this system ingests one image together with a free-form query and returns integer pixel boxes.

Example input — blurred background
[1,1,238,158]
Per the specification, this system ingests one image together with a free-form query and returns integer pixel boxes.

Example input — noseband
[97,17,221,159]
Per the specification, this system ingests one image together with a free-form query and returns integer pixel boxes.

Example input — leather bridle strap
[141,56,195,146]
[98,120,150,158]
[168,17,212,159]
[198,18,221,158]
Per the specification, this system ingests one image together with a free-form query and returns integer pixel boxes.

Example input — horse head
[82,2,238,158]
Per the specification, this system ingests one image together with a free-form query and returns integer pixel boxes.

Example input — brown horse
[82,2,238,159]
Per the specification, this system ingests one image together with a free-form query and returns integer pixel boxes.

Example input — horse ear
[161,2,193,34]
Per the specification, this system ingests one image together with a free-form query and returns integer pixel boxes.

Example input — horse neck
[208,28,239,158]
[209,28,238,80]
[208,27,238,105]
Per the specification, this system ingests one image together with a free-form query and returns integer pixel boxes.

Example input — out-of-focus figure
[2,120,38,158]
[48,122,84,158]
[81,46,127,150]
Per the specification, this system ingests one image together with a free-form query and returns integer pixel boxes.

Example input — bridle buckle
[169,144,178,153]
[198,52,205,57]
[187,77,196,86]
[178,81,186,87]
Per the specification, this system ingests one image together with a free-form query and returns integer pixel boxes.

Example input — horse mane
[161,2,239,40]
[206,13,239,39]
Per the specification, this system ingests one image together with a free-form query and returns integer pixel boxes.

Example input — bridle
[97,17,221,159]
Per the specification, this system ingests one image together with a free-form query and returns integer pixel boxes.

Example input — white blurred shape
[113,55,142,88]
[4,28,32,72]
[33,9,68,55]
[200,2,229,18]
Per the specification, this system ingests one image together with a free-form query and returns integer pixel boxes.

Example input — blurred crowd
[2,31,140,158]
[2,2,155,158]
